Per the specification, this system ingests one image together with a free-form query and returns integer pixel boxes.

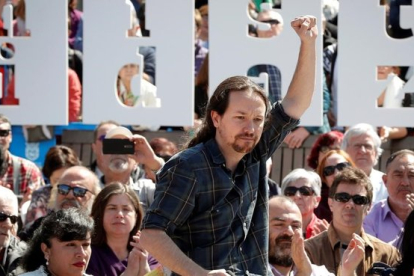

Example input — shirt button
[240,247,243,252]
[243,222,247,227]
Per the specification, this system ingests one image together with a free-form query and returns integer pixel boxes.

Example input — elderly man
[0,186,26,275]
[363,149,414,244]
[342,123,388,205]
[305,167,400,275]
[268,196,362,276]
[280,169,328,239]
[0,114,43,205]
[18,166,100,241]
[101,126,164,212]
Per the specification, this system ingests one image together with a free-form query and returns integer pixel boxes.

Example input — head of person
[268,196,302,268]
[118,63,139,86]
[317,149,355,188]
[20,208,94,275]
[91,121,120,169]
[68,0,77,10]
[383,149,414,209]
[187,76,271,151]
[42,145,81,186]
[328,167,373,232]
[198,4,209,40]
[307,131,344,170]
[0,114,12,151]
[342,123,383,175]
[377,66,399,80]
[281,169,322,219]
[101,126,137,178]
[91,182,143,250]
[0,186,19,250]
[256,10,284,38]
[0,144,8,177]
[49,166,100,214]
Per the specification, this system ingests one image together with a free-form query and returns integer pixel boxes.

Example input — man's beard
[58,198,81,210]
[268,234,294,267]
[108,155,129,173]
[231,133,258,153]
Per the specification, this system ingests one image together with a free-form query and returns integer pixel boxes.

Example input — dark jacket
[0,235,27,276]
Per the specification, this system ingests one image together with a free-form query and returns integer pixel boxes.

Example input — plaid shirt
[248,65,282,104]
[0,153,43,195]
[142,102,299,276]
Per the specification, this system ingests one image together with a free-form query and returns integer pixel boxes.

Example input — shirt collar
[327,224,374,250]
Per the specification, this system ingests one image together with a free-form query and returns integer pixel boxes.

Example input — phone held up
[103,139,135,155]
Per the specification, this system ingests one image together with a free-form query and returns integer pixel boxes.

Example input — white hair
[281,168,322,196]
[341,123,383,165]
[0,186,18,215]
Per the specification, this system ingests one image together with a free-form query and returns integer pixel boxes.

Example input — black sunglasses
[57,184,89,198]
[0,129,11,137]
[284,186,314,197]
[323,162,350,176]
[0,212,19,224]
[333,192,369,206]
[261,19,280,25]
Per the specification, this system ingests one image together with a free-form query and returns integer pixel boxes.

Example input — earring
[45,256,49,266]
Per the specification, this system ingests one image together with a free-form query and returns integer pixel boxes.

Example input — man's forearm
[140,229,207,276]
[283,41,316,119]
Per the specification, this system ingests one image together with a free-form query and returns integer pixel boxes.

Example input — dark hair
[93,120,120,141]
[91,182,143,250]
[385,149,414,171]
[316,149,355,184]
[394,210,414,275]
[0,145,8,176]
[329,167,373,204]
[21,208,94,272]
[42,145,81,179]
[307,131,344,169]
[186,76,270,148]
[195,54,209,89]
[150,137,178,160]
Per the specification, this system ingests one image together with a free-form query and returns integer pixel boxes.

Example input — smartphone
[102,139,135,155]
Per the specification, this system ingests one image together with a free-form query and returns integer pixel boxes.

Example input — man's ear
[211,110,221,128]
[382,174,388,188]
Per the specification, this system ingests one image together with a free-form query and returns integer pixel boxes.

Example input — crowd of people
[0,0,413,276]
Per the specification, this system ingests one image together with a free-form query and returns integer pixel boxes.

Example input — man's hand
[283,127,310,149]
[130,134,164,171]
[291,229,312,276]
[406,193,414,210]
[291,16,318,43]
[340,233,364,276]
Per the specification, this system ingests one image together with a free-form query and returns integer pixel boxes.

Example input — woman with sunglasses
[24,145,81,227]
[19,208,94,276]
[281,168,329,239]
[86,182,158,276]
[314,150,356,222]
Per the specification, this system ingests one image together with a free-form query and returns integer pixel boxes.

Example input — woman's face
[285,178,319,218]
[42,236,91,276]
[103,194,137,238]
[324,154,348,187]
[49,167,69,186]
[118,64,139,84]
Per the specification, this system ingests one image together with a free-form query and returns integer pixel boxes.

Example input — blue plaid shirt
[142,102,299,276]
[248,65,282,104]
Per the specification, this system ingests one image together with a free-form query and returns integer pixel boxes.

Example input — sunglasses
[333,192,369,206]
[284,186,314,197]
[323,162,350,177]
[0,129,11,137]
[0,212,19,224]
[261,19,280,25]
[57,184,89,198]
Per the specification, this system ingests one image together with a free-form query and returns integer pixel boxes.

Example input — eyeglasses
[57,184,90,198]
[0,212,18,224]
[261,19,280,25]
[323,162,350,177]
[333,192,369,206]
[0,129,11,137]
[284,186,315,197]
